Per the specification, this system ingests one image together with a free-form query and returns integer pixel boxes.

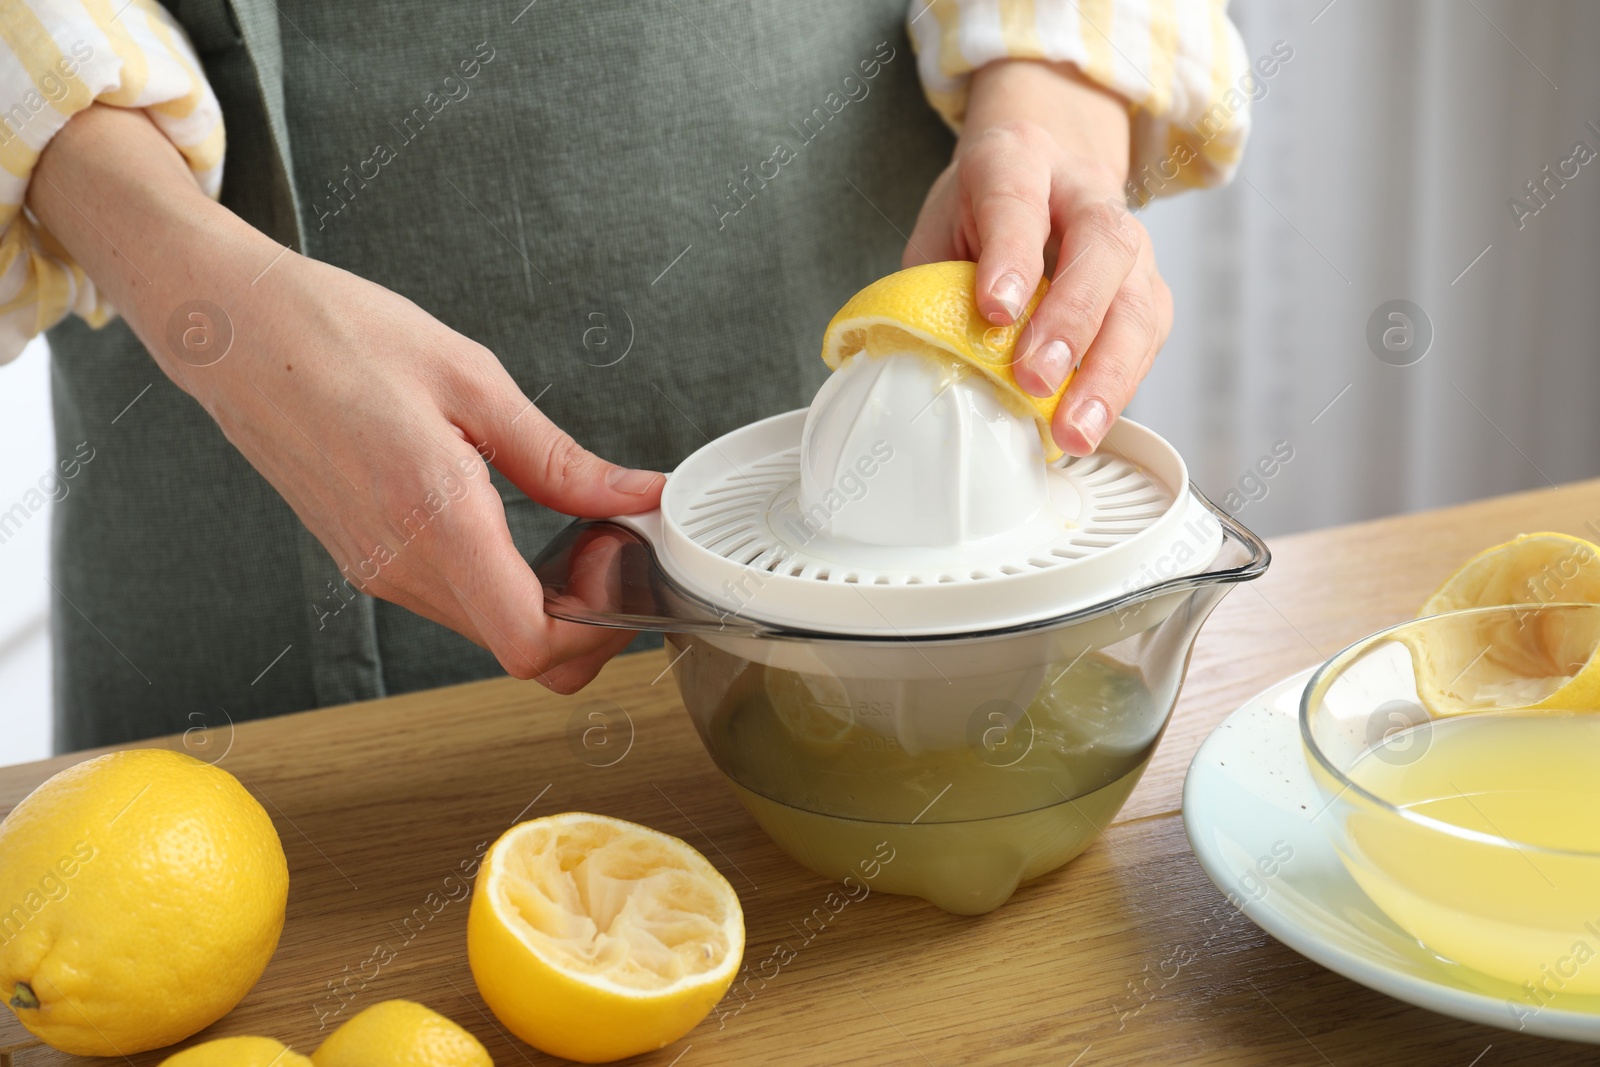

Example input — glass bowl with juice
[532,472,1267,915]
[661,505,1265,915]
[1301,603,1600,992]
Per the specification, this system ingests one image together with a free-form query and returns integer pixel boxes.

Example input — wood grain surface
[4,480,1600,1066]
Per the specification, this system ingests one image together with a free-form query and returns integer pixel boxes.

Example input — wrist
[960,59,1132,188]
[29,105,288,398]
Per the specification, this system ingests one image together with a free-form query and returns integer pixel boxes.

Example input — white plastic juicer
[532,350,1268,914]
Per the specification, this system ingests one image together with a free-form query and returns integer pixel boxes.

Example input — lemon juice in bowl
[1340,710,1600,991]
[677,633,1175,916]
[1303,603,1600,994]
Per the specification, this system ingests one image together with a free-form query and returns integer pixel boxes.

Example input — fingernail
[1024,340,1072,397]
[607,468,663,495]
[990,271,1026,323]
[1070,398,1111,450]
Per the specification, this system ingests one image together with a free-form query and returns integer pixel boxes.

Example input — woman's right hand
[31,105,658,691]
[186,253,663,689]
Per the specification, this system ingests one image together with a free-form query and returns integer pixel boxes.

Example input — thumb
[486,401,664,518]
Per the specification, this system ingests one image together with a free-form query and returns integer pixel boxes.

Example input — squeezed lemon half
[820,261,1062,457]
[467,812,744,1063]
[1408,532,1600,713]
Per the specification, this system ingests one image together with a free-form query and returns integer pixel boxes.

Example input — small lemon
[0,748,288,1055]
[821,261,1061,456]
[311,1000,491,1067]
[1409,532,1600,713]
[468,812,744,1063]
[160,1036,314,1067]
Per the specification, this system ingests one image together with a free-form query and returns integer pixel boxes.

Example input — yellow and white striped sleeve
[0,0,224,364]
[907,0,1259,200]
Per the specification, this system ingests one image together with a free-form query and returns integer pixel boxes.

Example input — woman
[0,0,1249,748]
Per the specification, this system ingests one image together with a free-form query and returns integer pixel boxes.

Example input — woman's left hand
[905,60,1172,457]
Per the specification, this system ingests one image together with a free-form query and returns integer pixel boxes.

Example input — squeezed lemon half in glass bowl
[1303,534,1600,994]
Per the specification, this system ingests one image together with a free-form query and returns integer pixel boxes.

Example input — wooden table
[5,480,1600,1066]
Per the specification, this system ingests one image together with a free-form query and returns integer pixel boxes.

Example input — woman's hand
[906,60,1172,457]
[187,254,661,691]
[31,105,657,691]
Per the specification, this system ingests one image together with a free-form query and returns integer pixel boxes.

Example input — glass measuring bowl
[533,488,1267,914]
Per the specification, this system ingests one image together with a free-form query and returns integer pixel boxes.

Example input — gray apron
[48,0,952,750]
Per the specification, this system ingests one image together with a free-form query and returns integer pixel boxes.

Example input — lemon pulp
[1409,533,1600,714]
[1340,711,1600,993]
[467,813,743,1063]
[491,818,737,991]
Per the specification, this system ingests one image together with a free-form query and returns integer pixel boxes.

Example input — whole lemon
[312,1000,492,1067]
[161,1036,314,1066]
[0,749,288,1054]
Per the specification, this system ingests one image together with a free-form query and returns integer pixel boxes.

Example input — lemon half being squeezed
[821,261,1062,457]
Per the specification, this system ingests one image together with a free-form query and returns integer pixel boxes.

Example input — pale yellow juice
[1341,711,1600,994]
[700,654,1164,914]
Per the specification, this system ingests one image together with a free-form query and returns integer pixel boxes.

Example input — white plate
[1182,668,1600,1043]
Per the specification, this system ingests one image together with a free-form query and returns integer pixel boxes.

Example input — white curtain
[0,336,57,766]
[1129,0,1600,538]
